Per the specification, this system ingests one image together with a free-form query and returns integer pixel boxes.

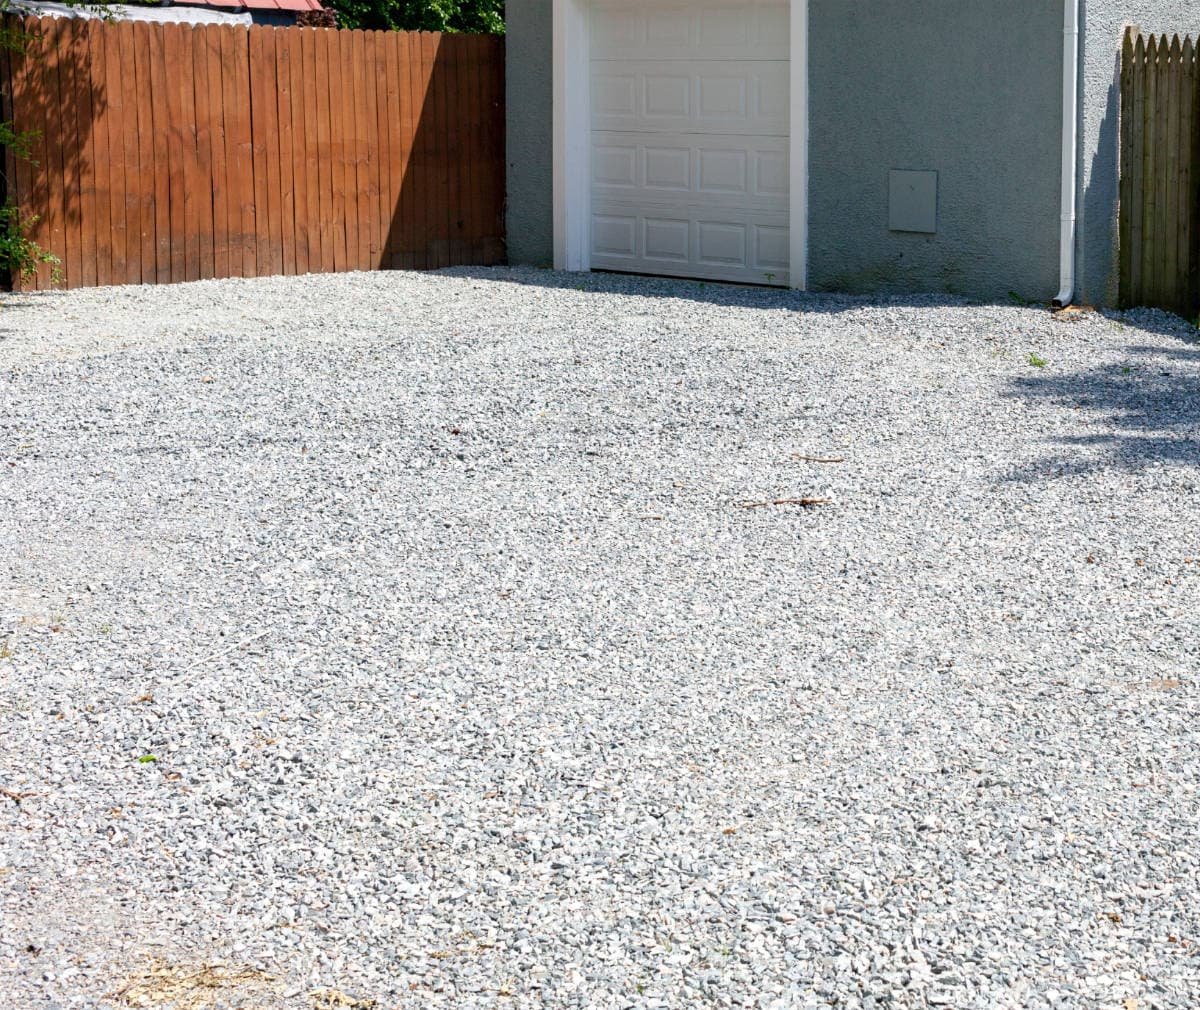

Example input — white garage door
[589,0,790,286]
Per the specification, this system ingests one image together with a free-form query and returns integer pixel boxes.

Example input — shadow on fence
[388,32,504,270]
[2,15,108,288]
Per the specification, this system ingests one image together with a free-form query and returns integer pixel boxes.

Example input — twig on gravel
[190,630,270,671]
[791,454,846,463]
[737,498,832,510]
[0,786,38,804]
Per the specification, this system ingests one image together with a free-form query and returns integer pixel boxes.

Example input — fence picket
[299,27,321,275]
[232,26,257,278]
[274,30,296,275]
[371,30,392,269]
[1187,39,1200,314]
[33,17,60,289]
[285,28,309,275]
[1162,37,1180,313]
[249,26,273,275]
[193,25,215,280]
[132,22,156,285]
[1177,36,1193,315]
[147,23,171,283]
[1119,30,1133,303]
[351,30,371,270]
[396,31,418,270]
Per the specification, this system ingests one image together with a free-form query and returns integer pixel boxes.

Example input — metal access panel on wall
[888,170,939,234]
[588,0,792,286]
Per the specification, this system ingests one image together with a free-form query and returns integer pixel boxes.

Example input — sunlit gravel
[2,267,1199,1010]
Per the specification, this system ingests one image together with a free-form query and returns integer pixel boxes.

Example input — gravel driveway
[2,267,1199,1010]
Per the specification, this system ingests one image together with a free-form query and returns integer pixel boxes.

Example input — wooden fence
[0,14,505,291]
[1119,30,1200,319]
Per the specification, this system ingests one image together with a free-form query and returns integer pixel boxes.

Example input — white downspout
[790,0,809,290]
[1054,0,1081,306]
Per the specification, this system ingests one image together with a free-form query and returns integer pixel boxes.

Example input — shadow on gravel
[1004,328,1200,481]
[443,265,981,314]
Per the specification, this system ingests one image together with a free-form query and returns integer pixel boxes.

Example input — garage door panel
[592,214,639,259]
[645,146,692,191]
[591,200,790,285]
[591,61,789,136]
[593,143,639,188]
[697,221,747,267]
[645,75,691,118]
[590,0,789,62]
[646,10,690,49]
[754,149,788,198]
[755,225,790,271]
[592,73,639,119]
[756,69,789,119]
[591,132,789,211]
[644,218,691,262]
[698,148,747,194]
[698,76,747,119]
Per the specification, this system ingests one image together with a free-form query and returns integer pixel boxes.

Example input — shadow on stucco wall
[1079,13,1122,308]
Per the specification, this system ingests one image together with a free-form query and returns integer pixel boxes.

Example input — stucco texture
[808,1,1063,301]
[505,0,554,266]
[1079,1,1200,306]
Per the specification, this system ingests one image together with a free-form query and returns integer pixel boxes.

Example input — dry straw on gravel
[110,960,278,1010]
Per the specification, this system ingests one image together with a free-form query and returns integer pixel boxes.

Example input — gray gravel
[2,267,1199,1010]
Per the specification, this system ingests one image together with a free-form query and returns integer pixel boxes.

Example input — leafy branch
[0,1,95,285]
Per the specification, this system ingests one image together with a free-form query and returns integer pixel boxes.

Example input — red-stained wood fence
[0,14,505,291]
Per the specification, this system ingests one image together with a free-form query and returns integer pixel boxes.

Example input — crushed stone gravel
[1,267,1199,1010]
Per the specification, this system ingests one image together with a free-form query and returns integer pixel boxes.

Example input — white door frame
[552,0,809,289]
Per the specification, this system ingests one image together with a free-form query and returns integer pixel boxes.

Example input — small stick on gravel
[190,630,270,671]
[791,454,846,464]
[738,498,832,509]
[0,787,38,804]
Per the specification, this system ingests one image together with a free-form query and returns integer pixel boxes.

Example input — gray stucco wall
[505,0,554,266]
[808,1,1062,301]
[1079,1,1200,306]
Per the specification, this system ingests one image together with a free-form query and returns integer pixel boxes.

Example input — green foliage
[0,121,40,168]
[0,19,38,56]
[0,6,60,286]
[329,0,504,33]
[0,2,115,289]
[0,204,60,283]
[1027,352,1048,369]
